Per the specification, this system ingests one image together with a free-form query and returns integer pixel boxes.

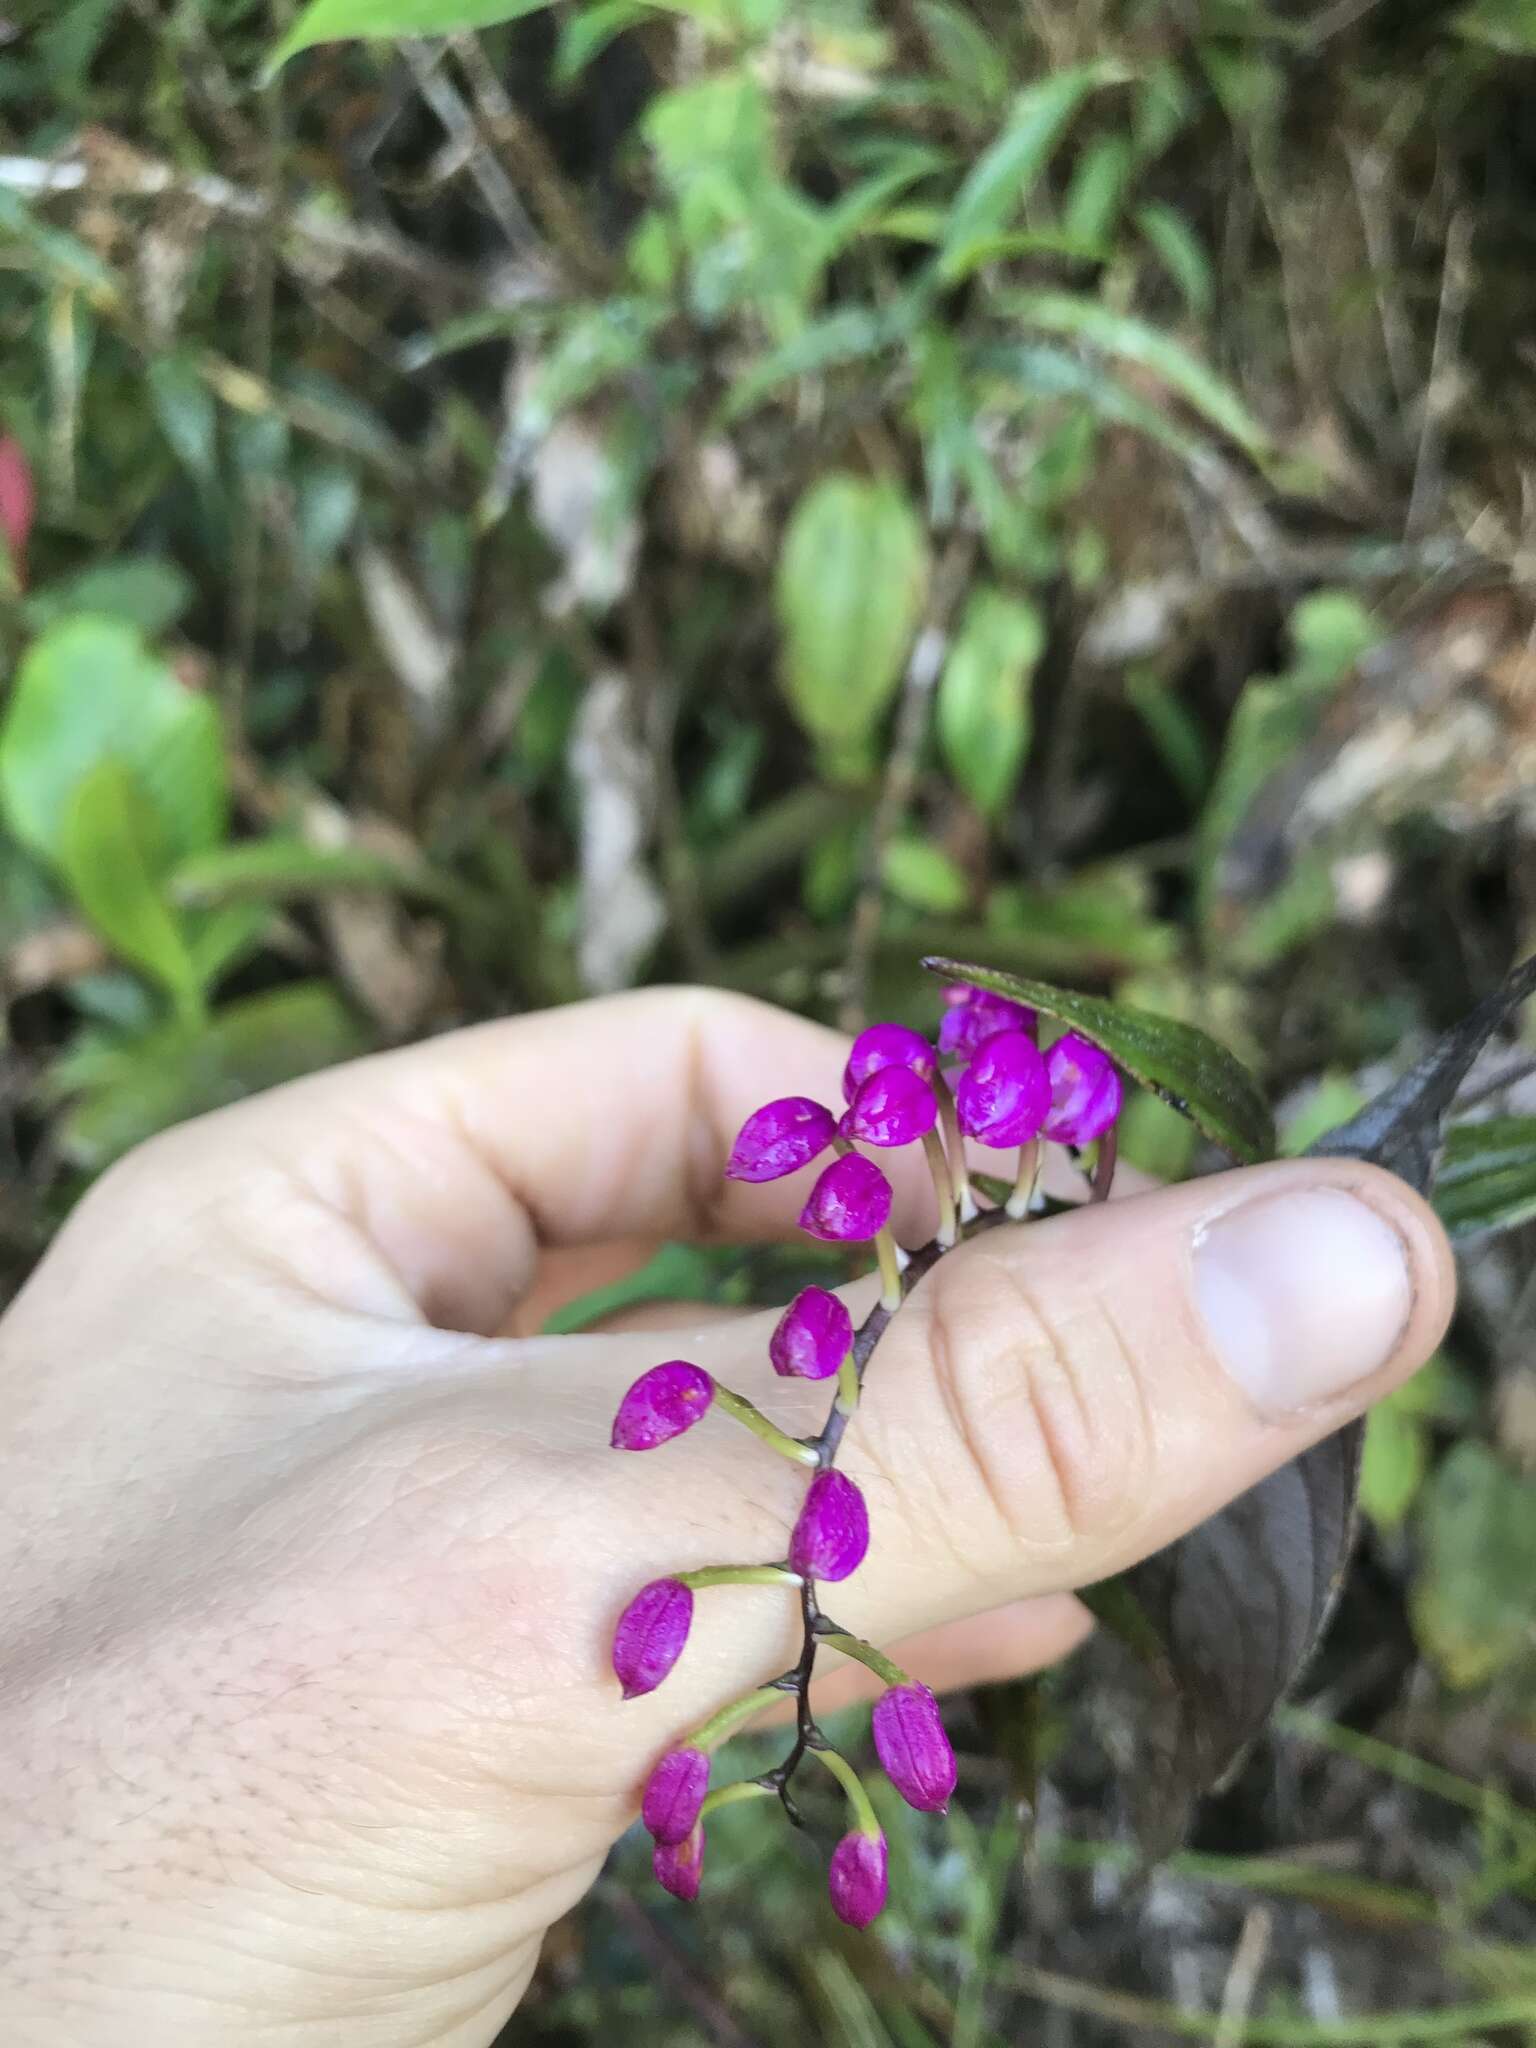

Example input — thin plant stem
[701,1780,777,1818]
[812,1744,882,1837]
[1005,1136,1042,1220]
[872,1227,904,1310]
[932,1069,977,1222]
[834,1352,859,1419]
[677,1565,802,1591]
[691,1688,782,1751]
[712,1385,820,1466]
[817,1629,910,1689]
[922,1127,958,1245]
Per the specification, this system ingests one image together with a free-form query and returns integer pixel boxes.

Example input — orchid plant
[607,984,1122,1928]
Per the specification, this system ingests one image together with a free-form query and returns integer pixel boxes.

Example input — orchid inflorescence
[608,983,1123,1928]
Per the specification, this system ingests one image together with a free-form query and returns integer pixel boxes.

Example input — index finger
[117,987,939,1336]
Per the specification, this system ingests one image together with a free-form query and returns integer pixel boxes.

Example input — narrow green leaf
[939,62,1126,280]
[937,586,1043,816]
[170,838,415,907]
[776,474,928,757]
[1001,290,1271,458]
[1433,1117,1536,1239]
[59,762,201,1010]
[913,0,1010,106]
[1062,136,1134,248]
[0,188,118,298]
[1135,201,1213,316]
[543,1242,721,1335]
[147,354,220,489]
[269,0,553,70]
[722,306,903,421]
[924,956,1277,1162]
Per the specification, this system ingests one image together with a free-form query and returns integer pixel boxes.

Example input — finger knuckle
[922,1246,1155,1557]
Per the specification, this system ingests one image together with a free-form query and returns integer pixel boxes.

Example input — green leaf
[51,984,365,1168]
[1288,588,1381,678]
[776,474,928,758]
[1062,136,1134,248]
[1001,290,1271,459]
[1359,1394,1430,1536]
[185,903,273,990]
[1412,1443,1536,1688]
[543,1242,721,1335]
[170,838,415,907]
[721,306,903,421]
[924,956,1277,1162]
[883,837,969,914]
[21,557,193,636]
[147,354,220,490]
[0,618,227,870]
[913,0,1010,107]
[1454,0,1536,52]
[268,0,553,69]
[555,0,649,80]
[1195,597,1380,935]
[939,63,1126,280]
[58,762,201,1011]
[937,586,1043,816]
[1434,1117,1536,1239]
[1135,201,1213,316]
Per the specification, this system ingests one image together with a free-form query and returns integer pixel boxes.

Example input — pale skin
[0,988,1455,2045]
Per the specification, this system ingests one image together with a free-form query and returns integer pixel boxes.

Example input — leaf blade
[58,762,202,1012]
[777,475,928,762]
[936,586,1043,817]
[269,0,553,70]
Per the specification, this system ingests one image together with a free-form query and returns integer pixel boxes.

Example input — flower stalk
[606,984,1125,1926]
[711,1385,820,1465]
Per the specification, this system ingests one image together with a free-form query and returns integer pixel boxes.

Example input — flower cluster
[608,983,1123,1927]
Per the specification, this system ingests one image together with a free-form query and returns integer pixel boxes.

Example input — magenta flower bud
[642,1747,710,1844]
[828,1830,888,1929]
[842,1022,937,1103]
[789,1468,869,1582]
[1042,1031,1123,1146]
[613,1577,694,1699]
[725,1096,838,1182]
[653,1822,705,1902]
[798,1153,893,1243]
[954,1029,1050,1148]
[610,1360,714,1451]
[840,1065,938,1148]
[770,1286,854,1381]
[872,1683,958,1813]
[938,985,1038,1059]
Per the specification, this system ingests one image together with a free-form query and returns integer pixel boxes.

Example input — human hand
[0,989,1454,2045]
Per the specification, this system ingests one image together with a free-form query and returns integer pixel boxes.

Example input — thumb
[600,1157,1453,1719]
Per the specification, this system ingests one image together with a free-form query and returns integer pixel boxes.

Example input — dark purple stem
[764,1205,1010,1809]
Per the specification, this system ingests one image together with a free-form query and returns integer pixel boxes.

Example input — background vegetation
[4,0,1536,2038]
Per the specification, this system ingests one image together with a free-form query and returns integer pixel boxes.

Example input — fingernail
[1193,1187,1412,1414]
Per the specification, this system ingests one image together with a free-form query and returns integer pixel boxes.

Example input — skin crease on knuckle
[866,1237,1157,1583]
